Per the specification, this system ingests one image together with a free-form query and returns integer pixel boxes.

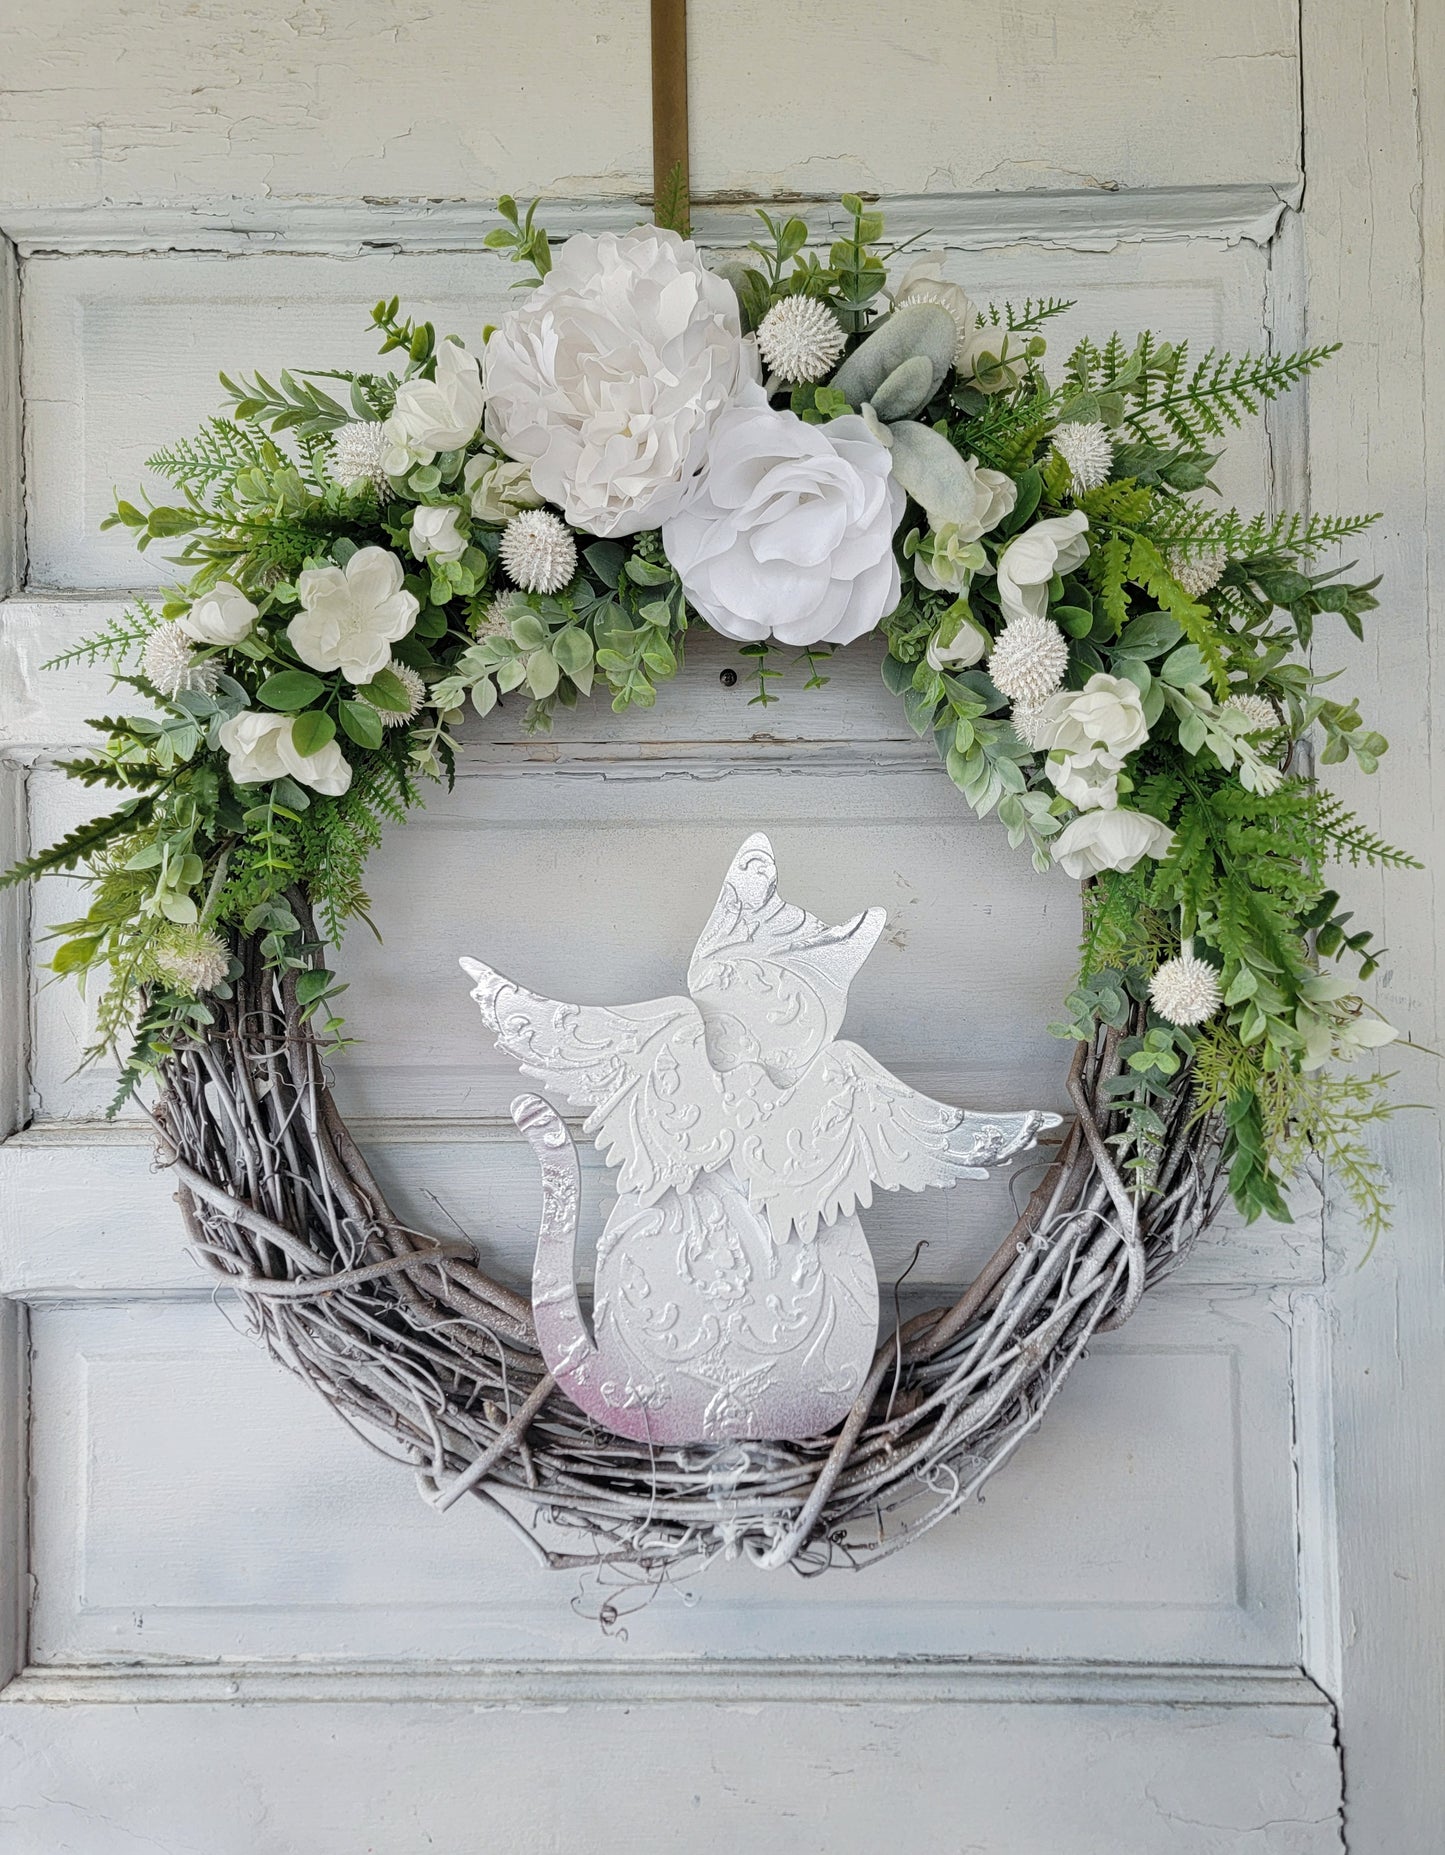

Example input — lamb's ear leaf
[885,421,982,529]
[866,355,936,422]
[830,303,958,409]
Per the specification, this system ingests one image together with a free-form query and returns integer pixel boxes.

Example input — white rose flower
[484,226,760,537]
[178,581,257,647]
[660,388,904,647]
[463,454,542,524]
[1030,673,1149,761]
[995,511,1091,625]
[289,546,420,684]
[1052,808,1174,879]
[1047,748,1121,812]
[217,710,352,797]
[409,504,468,564]
[382,339,485,472]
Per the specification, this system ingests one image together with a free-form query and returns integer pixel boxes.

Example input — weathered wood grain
[1301,1,1445,1847]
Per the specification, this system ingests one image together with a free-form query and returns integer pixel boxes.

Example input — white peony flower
[1029,673,1149,761]
[382,339,485,472]
[483,226,759,537]
[289,547,420,684]
[661,387,904,647]
[1052,808,1174,879]
[995,511,1091,625]
[178,581,257,647]
[1048,749,1122,812]
[217,709,352,796]
[464,453,542,524]
[409,504,468,564]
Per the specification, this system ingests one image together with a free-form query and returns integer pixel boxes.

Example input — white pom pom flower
[500,509,578,594]
[756,297,847,384]
[329,421,392,495]
[1223,692,1280,735]
[154,926,232,997]
[1168,547,1226,599]
[1149,949,1224,1028]
[1052,421,1114,494]
[987,615,1070,705]
[143,621,219,699]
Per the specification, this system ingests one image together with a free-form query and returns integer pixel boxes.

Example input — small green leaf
[338,701,384,749]
[291,710,337,756]
[360,667,413,712]
[258,670,326,712]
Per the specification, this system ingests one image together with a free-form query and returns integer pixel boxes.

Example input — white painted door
[0,3,1440,1848]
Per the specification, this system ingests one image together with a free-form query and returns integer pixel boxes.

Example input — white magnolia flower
[500,508,578,594]
[464,454,542,524]
[925,607,992,672]
[756,296,846,384]
[1048,749,1122,812]
[987,615,1069,705]
[178,581,257,647]
[1052,421,1114,494]
[483,226,759,537]
[329,420,392,494]
[661,387,904,647]
[995,511,1091,625]
[289,547,420,684]
[1029,673,1149,761]
[382,340,485,472]
[1149,950,1223,1027]
[911,526,987,596]
[953,458,1018,542]
[1052,807,1174,879]
[409,504,468,564]
[217,709,352,796]
[143,621,218,699]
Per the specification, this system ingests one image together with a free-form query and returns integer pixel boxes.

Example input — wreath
[6,195,1415,1583]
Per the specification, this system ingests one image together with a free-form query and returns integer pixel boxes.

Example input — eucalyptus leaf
[338,701,384,749]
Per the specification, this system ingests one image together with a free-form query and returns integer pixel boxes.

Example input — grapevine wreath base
[156,905,1226,1579]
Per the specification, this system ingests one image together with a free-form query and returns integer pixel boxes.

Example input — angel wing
[726,1039,1060,1242]
[686,833,886,1078]
[460,958,733,1203]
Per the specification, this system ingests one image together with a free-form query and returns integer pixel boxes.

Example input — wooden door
[0,3,1440,1847]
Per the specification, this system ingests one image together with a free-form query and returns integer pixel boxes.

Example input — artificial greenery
[2,196,1413,1243]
